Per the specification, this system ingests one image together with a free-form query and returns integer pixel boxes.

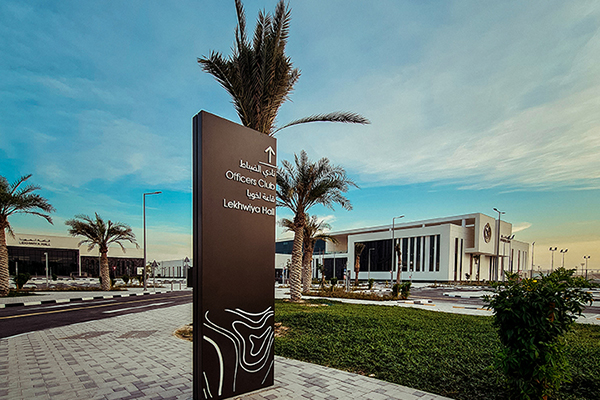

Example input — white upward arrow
[265,146,276,164]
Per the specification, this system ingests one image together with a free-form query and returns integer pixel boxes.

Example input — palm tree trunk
[100,251,111,291]
[354,257,360,286]
[302,244,314,293]
[0,227,9,297]
[395,253,403,284]
[290,224,304,302]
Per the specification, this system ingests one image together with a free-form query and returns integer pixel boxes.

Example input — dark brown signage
[193,111,276,400]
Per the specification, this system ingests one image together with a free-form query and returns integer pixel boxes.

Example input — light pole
[44,252,49,288]
[549,247,557,272]
[143,191,162,291]
[368,248,374,281]
[530,242,535,278]
[560,249,568,268]
[493,208,505,281]
[584,255,590,279]
[391,215,404,284]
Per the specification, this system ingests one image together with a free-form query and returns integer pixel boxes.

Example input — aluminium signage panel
[193,111,275,400]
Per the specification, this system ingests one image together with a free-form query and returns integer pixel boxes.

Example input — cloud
[279,1,600,191]
[512,222,532,233]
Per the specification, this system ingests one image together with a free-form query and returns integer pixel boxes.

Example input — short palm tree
[277,151,356,301]
[0,174,54,296]
[65,213,138,291]
[281,214,338,293]
[354,242,365,286]
[198,0,369,136]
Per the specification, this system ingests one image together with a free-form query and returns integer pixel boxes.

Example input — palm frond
[272,112,370,135]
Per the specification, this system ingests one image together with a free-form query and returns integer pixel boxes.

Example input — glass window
[435,235,440,271]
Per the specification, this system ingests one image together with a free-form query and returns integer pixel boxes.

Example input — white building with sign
[276,213,530,283]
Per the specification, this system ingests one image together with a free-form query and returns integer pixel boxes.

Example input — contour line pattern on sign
[202,306,274,398]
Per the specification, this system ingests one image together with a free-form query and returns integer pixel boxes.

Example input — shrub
[400,282,411,299]
[392,282,411,299]
[121,274,130,285]
[13,273,31,290]
[110,277,116,287]
[484,268,593,399]
[51,273,58,281]
[330,277,338,287]
[368,278,375,290]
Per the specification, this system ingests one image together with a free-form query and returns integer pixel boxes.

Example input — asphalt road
[411,286,600,313]
[0,291,192,339]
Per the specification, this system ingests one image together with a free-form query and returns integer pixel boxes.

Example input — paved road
[0,291,192,339]
[412,286,600,313]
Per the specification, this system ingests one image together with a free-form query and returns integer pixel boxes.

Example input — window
[402,238,408,271]
[429,235,435,271]
[435,235,440,271]
[416,236,421,271]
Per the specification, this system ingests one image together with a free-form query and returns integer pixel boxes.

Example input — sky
[1,0,599,272]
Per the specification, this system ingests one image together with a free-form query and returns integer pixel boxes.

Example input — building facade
[6,233,144,278]
[276,213,530,283]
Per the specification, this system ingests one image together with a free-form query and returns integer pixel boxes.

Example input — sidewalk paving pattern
[1,291,452,400]
[2,285,598,399]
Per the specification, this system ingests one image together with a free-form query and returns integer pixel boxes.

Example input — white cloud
[280,1,600,191]
[512,222,532,233]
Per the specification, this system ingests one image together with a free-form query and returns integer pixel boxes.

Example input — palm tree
[0,174,54,296]
[65,213,138,291]
[277,151,356,301]
[354,242,365,286]
[198,0,369,136]
[281,214,338,293]
[395,241,403,284]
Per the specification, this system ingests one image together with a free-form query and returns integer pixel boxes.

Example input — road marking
[0,294,190,320]
[26,300,116,311]
[103,302,170,314]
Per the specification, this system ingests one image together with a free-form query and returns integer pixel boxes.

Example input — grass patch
[274,299,600,400]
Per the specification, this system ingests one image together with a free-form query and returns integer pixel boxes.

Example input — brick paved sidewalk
[0,303,452,400]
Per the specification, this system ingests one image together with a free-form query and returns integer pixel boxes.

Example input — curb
[0,290,172,309]
[443,293,491,299]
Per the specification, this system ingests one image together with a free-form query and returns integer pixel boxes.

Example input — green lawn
[274,299,600,400]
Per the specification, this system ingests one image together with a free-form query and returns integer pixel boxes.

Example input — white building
[276,213,530,283]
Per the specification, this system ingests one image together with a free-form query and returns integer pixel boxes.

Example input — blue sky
[1,1,599,271]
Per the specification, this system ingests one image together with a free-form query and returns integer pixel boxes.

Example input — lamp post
[143,191,162,291]
[391,215,404,283]
[493,208,505,281]
[584,255,590,279]
[368,247,374,281]
[44,252,49,288]
[530,242,535,278]
[549,247,557,272]
[560,249,568,268]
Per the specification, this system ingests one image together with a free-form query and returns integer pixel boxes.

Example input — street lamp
[44,252,49,288]
[560,249,568,268]
[391,215,404,283]
[549,247,557,272]
[493,208,505,281]
[584,255,591,279]
[368,247,375,281]
[143,191,162,291]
